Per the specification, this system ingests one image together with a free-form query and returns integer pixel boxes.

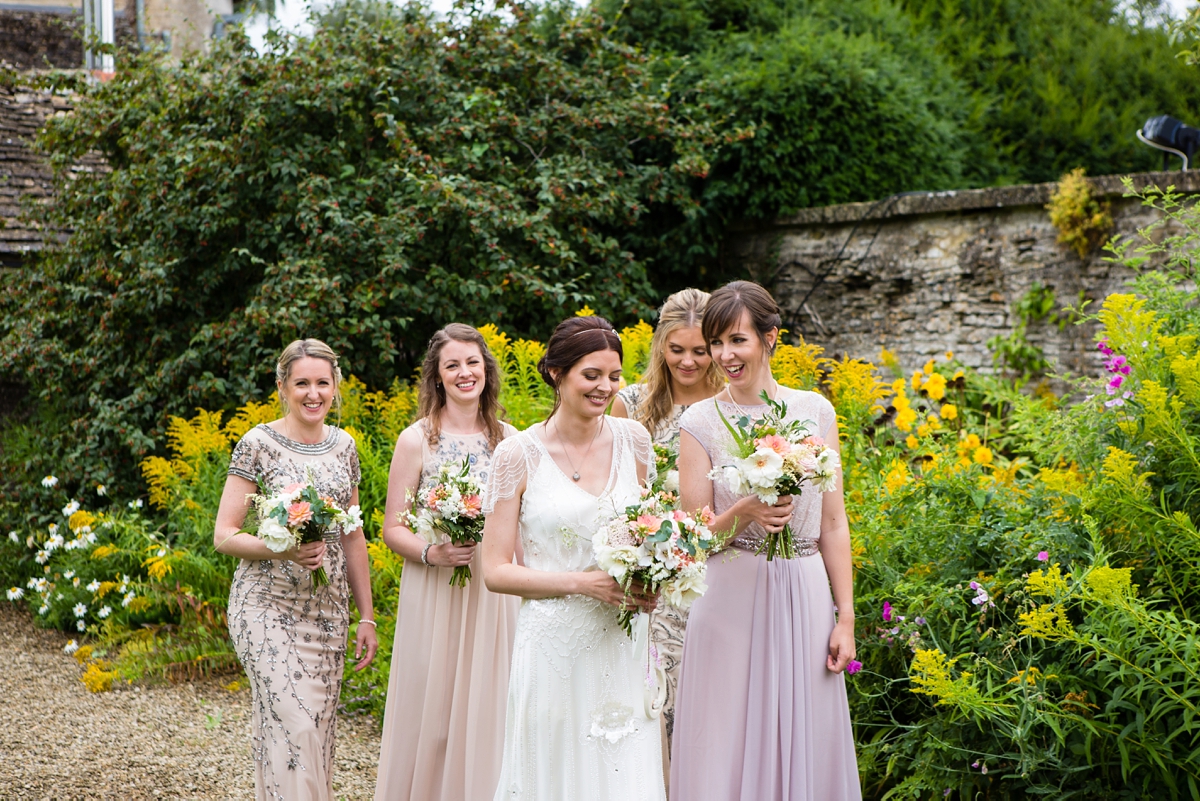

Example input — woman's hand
[428,542,476,568]
[826,619,856,673]
[734,494,795,534]
[354,621,379,671]
[285,540,326,572]
[576,571,658,612]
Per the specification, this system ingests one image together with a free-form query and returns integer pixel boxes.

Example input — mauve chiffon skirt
[669,548,861,801]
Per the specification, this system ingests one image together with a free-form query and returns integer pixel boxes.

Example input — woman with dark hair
[481,315,666,800]
[375,323,519,801]
[610,288,723,773]
[670,281,860,800]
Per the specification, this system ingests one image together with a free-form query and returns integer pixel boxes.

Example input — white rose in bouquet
[258,517,295,553]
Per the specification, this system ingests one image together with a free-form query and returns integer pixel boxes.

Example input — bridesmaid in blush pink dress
[374,324,519,801]
[670,282,860,800]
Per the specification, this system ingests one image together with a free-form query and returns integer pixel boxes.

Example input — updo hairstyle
[701,280,782,357]
[417,323,505,449]
[275,338,344,417]
[537,315,624,417]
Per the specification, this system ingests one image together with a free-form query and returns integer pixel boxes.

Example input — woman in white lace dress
[482,315,665,801]
[375,324,519,801]
[214,339,377,801]
[610,288,723,770]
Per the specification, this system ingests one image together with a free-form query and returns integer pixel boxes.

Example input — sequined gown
[227,424,361,801]
[670,391,861,800]
[486,417,665,801]
[615,384,692,754]
[375,422,520,801]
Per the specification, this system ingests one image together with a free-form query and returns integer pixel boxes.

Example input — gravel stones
[0,604,381,799]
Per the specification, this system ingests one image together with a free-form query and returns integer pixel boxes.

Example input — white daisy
[72,577,80,588]
[64,570,75,579]
[62,501,80,517]
[34,551,49,565]
[86,580,101,593]
[7,531,17,543]
[128,499,143,510]
[73,602,87,617]
[38,605,49,615]
[97,606,111,619]
[48,523,58,536]
[63,639,78,654]
[121,593,135,607]
[96,485,107,496]
[76,620,86,632]
[6,587,23,601]
[41,475,58,488]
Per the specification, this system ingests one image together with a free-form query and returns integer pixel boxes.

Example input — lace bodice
[484,417,656,574]
[414,419,518,545]
[616,383,690,448]
[679,390,837,550]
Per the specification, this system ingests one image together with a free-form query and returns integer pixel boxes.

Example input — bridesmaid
[215,338,378,801]
[610,288,723,767]
[374,324,519,801]
[670,281,860,800]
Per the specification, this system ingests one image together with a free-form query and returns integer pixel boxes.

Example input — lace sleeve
[227,431,260,483]
[624,418,658,488]
[483,434,530,515]
[617,384,644,418]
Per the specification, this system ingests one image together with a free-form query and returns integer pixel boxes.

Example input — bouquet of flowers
[403,458,485,587]
[709,392,841,560]
[248,473,363,587]
[593,490,719,635]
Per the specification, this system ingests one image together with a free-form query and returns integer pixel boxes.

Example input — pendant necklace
[555,417,605,482]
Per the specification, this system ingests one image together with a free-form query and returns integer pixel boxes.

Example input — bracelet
[420,543,433,566]
[357,619,377,627]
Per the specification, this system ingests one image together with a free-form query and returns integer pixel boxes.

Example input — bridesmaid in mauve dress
[374,324,519,801]
[671,282,861,800]
[610,288,724,777]
[214,339,378,801]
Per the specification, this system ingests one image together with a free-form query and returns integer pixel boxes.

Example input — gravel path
[0,604,382,800]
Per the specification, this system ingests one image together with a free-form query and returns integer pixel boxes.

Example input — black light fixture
[1137,115,1200,171]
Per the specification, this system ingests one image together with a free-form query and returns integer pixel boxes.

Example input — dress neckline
[529,421,621,500]
[257,423,341,455]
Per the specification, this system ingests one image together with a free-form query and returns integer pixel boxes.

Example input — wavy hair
[633,288,725,437]
[537,315,623,418]
[417,323,505,450]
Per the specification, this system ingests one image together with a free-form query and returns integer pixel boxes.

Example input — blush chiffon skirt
[669,548,861,800]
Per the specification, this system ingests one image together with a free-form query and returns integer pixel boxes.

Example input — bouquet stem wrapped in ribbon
[247,472,363,587]
[709,392,841,560]
[404,458,486,588]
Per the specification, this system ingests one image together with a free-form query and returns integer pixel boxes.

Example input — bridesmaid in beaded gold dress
[374,324,519,801]
[214,339,378,801]
[610,288,723,777]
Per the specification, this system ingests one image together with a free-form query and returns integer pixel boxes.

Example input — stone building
[725,171,1200,377]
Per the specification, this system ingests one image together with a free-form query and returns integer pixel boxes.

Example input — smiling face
[709,310,777,389]
[554,349,623,419]
[663,325,711,389]
[437,339,486,405]
[279,356,336,427]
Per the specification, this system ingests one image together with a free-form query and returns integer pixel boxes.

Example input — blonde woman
[215,339,378,801]
[375,324,519,801]
[610,288,724,765]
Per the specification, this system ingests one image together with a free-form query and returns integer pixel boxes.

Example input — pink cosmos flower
[287,501,313,526]
[1037,550,1050,562]
[755,435,791,455]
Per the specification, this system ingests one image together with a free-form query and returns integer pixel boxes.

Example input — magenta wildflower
[882,601,893,622]
[846,660,863,675]
[1037,551,1050,562]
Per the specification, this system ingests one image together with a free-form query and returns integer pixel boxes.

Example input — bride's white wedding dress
[485,416,666,801]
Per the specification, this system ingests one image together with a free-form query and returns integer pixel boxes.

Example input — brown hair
[276,339,344,418]
[537,315,623,418]
[635,288,725,436]
[418,323,505,450]
[701,280,782,356]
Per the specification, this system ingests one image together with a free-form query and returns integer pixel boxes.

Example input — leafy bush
[1048,169,1114,258]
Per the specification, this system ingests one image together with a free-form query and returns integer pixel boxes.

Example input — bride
[481,315,665,801]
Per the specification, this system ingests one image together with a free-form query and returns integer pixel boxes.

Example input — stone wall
[724,170,1200,377]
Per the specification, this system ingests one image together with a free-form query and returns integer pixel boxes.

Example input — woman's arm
[677,430,793,538]
[481,485,651,608]
[819,420,856,673]
[380,426,475,569]
[213,474,325,570]
[340,486,378,670]
[610,395,629,418]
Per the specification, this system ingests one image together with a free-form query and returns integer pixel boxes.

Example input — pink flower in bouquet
[671,510,688,522]
[636,513,663,531]
[461,494,483,517]
[755,435,791,455]
[802,435,825,448]
[287,501,314,526]
[794,448,820,475]
[425,488,441,508]
[699,506,715,526]
[283,482,305,494]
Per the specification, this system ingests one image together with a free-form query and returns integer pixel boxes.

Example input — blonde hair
[417,323,505,450]
[635,288,725,437]
[276,339,344,418]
